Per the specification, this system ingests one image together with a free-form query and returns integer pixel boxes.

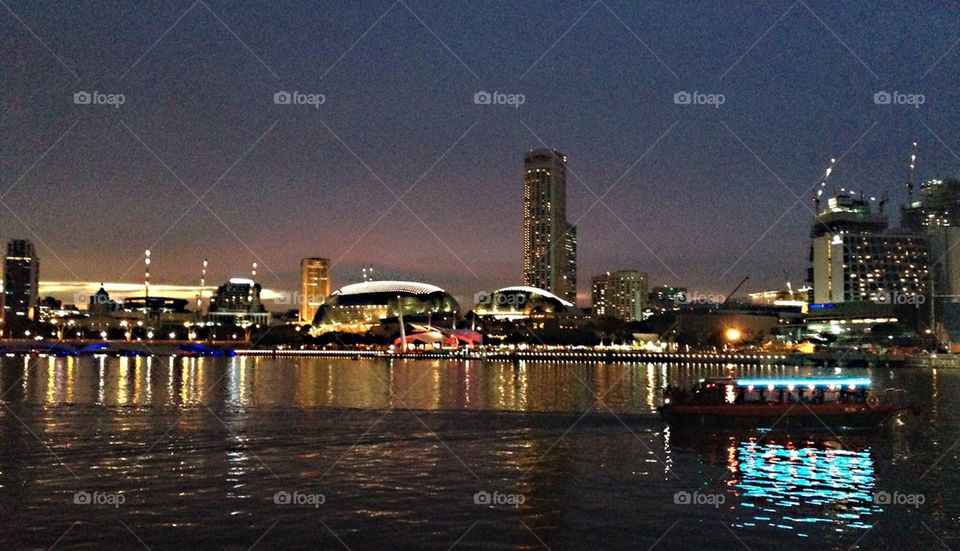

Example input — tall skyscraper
[523,148,577,303]
[899,178,960,340]
[592,271,648,321]
[901,178,960,231]
[3,239,39,336]
[300,257,331,323]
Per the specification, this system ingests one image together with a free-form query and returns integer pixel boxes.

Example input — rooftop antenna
[144,249,151,299]
[249,261,257,303]
[813,158,837,211]
[907,141,918,200]
[197,258,208,315]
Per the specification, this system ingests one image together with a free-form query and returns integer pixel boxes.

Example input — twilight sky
[2,0,960,308]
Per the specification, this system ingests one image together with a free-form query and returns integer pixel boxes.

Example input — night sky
[2,0,960,307]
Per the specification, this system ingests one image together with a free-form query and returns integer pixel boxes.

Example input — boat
[658,376,914,430]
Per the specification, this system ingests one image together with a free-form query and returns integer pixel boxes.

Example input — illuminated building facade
[3,239,39,335]
[312,280,459,333]
[299,257,331,323]
[474,286,573,320]
[900,179,960,338]
[208,278,269,326]
[649,286,687,310]
[523,148,577,303]
[901,178,960,230]
[810,194,929,304]
[591,271,647,321]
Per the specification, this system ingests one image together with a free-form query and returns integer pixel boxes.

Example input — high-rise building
[207,278,269,326]
[523,148,577,303]
[900,178,960,298]
[901,178,960,231]
[3,239,39,336]
[299,258,331,323]
[899,178,960,341]
[810,194,929,304]
[592,271,648,321]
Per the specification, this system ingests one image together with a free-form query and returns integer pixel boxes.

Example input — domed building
[311,280,460,333]
[474,286,573,320]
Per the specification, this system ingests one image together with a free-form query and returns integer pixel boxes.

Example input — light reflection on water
[0,356,954,549]
[3,355,860,411]
[731,438,878,536]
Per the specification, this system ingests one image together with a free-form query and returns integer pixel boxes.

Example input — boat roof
[734,377,871,387]
[702,377,736,385]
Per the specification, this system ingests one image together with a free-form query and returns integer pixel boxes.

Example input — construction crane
[722,276,750,306]
[813,158,837,211]
[877,191,889,215]
[906,141,918,200]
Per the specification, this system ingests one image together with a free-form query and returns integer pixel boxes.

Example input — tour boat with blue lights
[659,377,913,429]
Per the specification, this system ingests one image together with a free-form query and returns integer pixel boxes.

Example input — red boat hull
[658,402,910,429]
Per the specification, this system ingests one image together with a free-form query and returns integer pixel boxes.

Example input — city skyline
[4,4,960,549]
[3,1,960,305]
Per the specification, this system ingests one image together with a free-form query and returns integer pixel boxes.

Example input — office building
[208,278,269,326]
[299,258,331,323]
[3,239,39,335]
[901,178,960,231]
[899,178,960,343]
[592,271,648,322]
[523,148,577,303]
[810,194,929,304]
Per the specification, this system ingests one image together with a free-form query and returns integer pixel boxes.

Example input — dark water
[0,356,957,549]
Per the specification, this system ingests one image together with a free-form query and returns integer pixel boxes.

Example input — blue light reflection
[732,439,879,537]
